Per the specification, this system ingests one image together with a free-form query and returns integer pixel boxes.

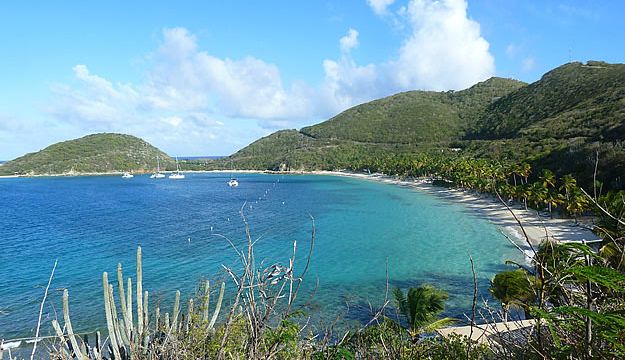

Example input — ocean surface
[0,173,521,341]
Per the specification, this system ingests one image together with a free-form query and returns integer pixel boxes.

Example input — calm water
[0,173,520,340]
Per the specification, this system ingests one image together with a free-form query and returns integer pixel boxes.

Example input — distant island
[0,133,174,176]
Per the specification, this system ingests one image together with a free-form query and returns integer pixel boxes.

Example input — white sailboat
[169,156,185,179]
[227,161,238,187]
[150,155,166,179]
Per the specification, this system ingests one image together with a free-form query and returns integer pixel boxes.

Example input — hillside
[0,133,174,175]
[224,61,625,189]
[464,61,625,188]
[224,77,525,170]
[300,77,525,144]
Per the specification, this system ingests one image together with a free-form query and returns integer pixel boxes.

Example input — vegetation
[393,285,456,341]
[31,189,625,359]
[0,133,174,175]
[218,61,624,191]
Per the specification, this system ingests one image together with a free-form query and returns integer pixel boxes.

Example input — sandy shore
[309,170,602,250]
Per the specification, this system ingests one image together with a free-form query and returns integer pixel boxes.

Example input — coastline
[308,170,602,250]
[0,168,602,249]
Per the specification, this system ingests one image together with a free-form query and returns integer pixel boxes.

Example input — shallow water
[0,173,521,340]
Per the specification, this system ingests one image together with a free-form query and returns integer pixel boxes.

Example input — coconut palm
[393,284,456,341]
[489,269,537,321]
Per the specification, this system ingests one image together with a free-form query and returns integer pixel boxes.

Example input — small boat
[227,161,238,187]
[150,155,166,179]
[122,172,134,179]
[169,157,185,180]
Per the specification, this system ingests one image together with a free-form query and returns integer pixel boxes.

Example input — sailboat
[169,156,185,179]
[227,161,238,187]
[150,155,166,179]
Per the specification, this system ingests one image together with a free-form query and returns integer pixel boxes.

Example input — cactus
[171,290,181,333]
[136,246,144,337]
[117,263,132,339]
[209,282,225,331]
[143,290,149,330]
[55,246,227,359]
[202,280,210,322]
[63,289,87,360]
[102,272,122,360]
[127,277,133,333]
[186,299,194,332]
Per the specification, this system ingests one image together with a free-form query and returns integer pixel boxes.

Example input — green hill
[224,61,624,189]
[300,77,525,144]
[0,133,174,175]
[464,61,625,188]
[223,77,525,170]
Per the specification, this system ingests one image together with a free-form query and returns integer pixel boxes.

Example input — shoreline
[309,170,602,250]
[0,169,602,248]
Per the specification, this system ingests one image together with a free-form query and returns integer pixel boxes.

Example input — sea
[0,173,522,344]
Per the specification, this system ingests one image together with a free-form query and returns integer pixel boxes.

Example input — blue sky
[0,0,623,159]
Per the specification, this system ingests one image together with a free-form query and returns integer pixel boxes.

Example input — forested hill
[464,61,625,189]
[300,77,526,144]
[0,133,174,175]
[223,61,624,189]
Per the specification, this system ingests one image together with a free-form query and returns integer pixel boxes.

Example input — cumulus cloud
[320,0,495,112]
[390,0,494,90]
[367,0,396,16]
[340,28,359,53]
[49,2,495,152]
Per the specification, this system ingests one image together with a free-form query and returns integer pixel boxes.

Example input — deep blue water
[0,173,520,341]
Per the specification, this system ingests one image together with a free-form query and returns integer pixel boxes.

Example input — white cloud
[162,116,183,127]
[367,0,396,16]
[319,0,495,112]
[48,3,495,154]
[339,28,359,53]
[389,0,494,90]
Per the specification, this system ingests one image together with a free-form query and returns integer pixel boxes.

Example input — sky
[0,0,623,159]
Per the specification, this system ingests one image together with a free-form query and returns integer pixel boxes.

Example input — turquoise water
[0,173,520,340]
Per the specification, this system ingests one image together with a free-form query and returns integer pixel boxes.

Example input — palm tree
[393,284,456,341]
[489,269,537,321]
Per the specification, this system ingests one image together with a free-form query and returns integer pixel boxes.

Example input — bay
[0,173,520,340]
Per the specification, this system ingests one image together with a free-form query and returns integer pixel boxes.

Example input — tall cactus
[102,272,121,360]
[202,280,210,322]
[209,282,225,331]
[136,246,144,336]
[63,289,87,360]
[116,263,132,339]
[171,290,181,333]
[57,246,227,359]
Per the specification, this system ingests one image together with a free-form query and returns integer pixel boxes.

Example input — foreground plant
[393,284,456,342]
